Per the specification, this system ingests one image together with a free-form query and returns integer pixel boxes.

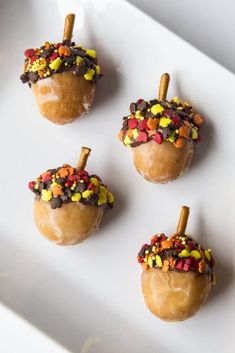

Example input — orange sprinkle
[179,126,190,138]
[162,260,169,272]
[58,45,71,56]
[118,130,123,141]
[193,113,204,126]
[58,167,69,178]
[199,260,206,273]
[174,137,185,148]
[127,129,133,138]
[51,184,62,196]
[147,117,159,130]
[68,167,75,175]
[161,240,172,249]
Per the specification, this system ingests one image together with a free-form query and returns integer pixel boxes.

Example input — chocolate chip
[63,55,75,64]
[130,102,137,114]
[75,183,86,193]
[158,128,170,139]
[149,99,158,106]
[63,39,71,46]
[28,72,39,84]
[71,48,86,57]
[137,100,147,112]
[20,73,29,83]
[41,49,52,59]
[38,182,46,192]
[145,110,154,118]
[51,197,62,209]
[56,178,65,185]
[73,65,87,75]
[65,188,72,197]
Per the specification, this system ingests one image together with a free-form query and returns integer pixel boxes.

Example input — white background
[128,0,235,74]
[1,0,235,352]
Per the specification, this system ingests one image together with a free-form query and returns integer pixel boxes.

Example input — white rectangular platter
[0,0,234,352]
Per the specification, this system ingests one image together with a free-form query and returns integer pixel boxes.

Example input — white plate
[0,0,234,352]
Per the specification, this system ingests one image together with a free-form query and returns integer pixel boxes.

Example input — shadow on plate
[195,213,234,305]
[0,235,169,353]
[174,78,215,172]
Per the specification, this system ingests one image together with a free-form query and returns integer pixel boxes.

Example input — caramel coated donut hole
[33,199,103,245]
[132,140,194,183]
[32,71,95,124]
[141,268,211,321]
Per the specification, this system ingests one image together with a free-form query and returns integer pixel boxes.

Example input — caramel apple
[138,207,215,321]
[119,74,204,183]
[20,14,102,124]
[28,147,114,245]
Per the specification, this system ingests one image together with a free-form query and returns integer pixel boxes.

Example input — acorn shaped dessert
[20,14,102,124]
[28,147,114,245]
[119,74,204,183]
[138,206,215,321]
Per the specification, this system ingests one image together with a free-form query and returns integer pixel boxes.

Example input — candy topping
[28,164,114,209]
[119,98,204,148]
[20,41,102,85]
[137,233,215,282]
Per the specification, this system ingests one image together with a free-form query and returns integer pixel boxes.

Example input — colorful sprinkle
[21,42,102,85]
[28,164,114,209]
[119,98,203,148]
[137,233,215,282]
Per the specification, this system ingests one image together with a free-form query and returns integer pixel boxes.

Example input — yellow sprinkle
[98,192,107,205]
[172,96,180,105]
[49,57,62,70]
[191,128,198,139]
[124,135,131,145]
[76,56,83,65]
[108,191,114,203]
[99,185,107,194]
[132,129,138,138]
[150,104,164,115]
[135,110,143,119]
[71,193,81,202]
[191,250,201,260]
[155,255,162,267]
[95,65,100,74]
[41,190,52,202]
[50,182,58,188]
[148,256,153,268]
[86,49,97,58]
[178,249,190,257]
[82,190,93,199]
[159,116,171,128]
[34,183,39,190]
[84,69,95,81]
[205,250,211,261]
[167,131,175,142]
[90,177,99,186]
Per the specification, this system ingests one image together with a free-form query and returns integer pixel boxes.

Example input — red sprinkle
[24,49,35,58]
[128,118,138,129]
[153,132,163,144]
[171,116,181,126]
[28,181,36,189]
[30,56,37,64]
[49,52,59,62]
[137,131,148,143]
[139,119,149,131]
